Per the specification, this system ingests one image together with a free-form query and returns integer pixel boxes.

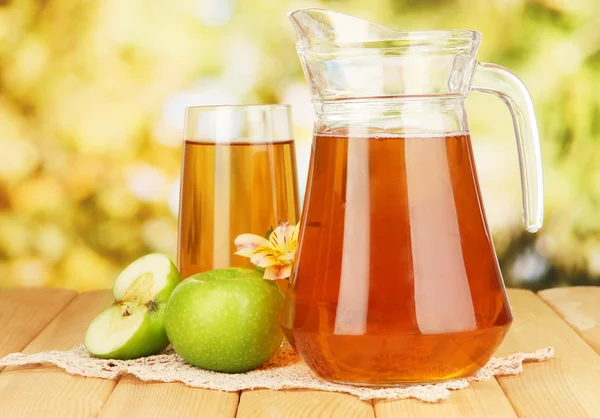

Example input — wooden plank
[494,289,600,418]
[90,285,241,418]
[0,290,116,417]
[374,381,517,418]
[236,389,374,418]
[0,288,77,359]
[98,375,239,418]
[538,287,600,354]
[2,287,598,417]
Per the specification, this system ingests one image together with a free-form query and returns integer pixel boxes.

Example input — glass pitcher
[282,9,543,385]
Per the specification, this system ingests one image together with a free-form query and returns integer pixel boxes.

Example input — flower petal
[277,264,293,279]
[285,223,296,244]
[262,266,279,280]
[279,252,295,261]
[234,248,255,257]
[269,222,289,250]
[250,248,280,268]
[234,233,271,252]
[263,264,293,280]
[291,222,300,242]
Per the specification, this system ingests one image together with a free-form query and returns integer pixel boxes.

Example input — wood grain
[495,289,600,418]
[99,375,239,418]
[237,389,374,418]
[538,287,600,354]
[374,381,517,418]
[2,288,600,418]
[95,290,242,417]
[0,290,116,418]
[0,288,76,359]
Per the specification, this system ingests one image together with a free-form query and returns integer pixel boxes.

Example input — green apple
[85,253,181,359]
[165,267,284,373]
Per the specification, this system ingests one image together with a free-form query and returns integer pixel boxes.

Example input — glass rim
[297,33,481,52]
[184,103,293,143]
[185,104,291,112]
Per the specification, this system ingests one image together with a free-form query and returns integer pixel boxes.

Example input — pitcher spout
[288,8,400,49]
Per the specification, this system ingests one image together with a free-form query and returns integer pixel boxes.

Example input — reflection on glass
[178,105,300,280]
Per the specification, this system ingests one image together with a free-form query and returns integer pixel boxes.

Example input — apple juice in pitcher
[283,131,512,383]
[283,9,543,385]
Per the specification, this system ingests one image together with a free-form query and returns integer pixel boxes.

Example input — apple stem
[146,300,157,312]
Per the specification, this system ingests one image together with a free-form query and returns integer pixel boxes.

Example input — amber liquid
[178,140,300,280]
[283,133,512,384]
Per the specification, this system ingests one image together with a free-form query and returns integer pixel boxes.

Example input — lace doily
[0,344,553,403]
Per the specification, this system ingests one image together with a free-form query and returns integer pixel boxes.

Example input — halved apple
[85,253,181,359]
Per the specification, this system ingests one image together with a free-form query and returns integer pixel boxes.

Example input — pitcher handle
[471,62,543,233]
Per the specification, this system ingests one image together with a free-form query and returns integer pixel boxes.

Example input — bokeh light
[1,0,600,290]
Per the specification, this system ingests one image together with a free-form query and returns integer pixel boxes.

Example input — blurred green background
[0,0,598,291]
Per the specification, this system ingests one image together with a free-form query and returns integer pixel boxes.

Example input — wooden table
[0,287,600,417]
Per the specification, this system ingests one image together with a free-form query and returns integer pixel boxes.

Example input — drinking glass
[178,105,300,279]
